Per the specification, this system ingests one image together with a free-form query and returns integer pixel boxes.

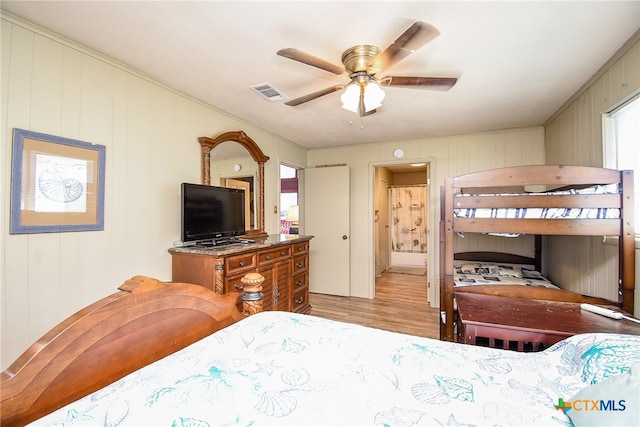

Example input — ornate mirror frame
[198,131,269,239]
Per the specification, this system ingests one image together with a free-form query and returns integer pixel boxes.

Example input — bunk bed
[3,275,640,426]
[440,165,636,344]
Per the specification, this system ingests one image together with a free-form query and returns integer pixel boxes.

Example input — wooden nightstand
[455,292,640,352]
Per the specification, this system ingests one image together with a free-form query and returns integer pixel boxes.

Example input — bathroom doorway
[374,163,429,277]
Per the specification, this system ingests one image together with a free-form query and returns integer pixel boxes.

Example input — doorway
[373,163,430,292]
[280,164,300,234]
[224,178,252,232]
[388,184,428,271]
[222,176,255,231]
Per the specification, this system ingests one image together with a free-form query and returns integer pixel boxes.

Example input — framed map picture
[10,128,106,234]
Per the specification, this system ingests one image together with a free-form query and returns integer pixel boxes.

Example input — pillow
[521,269,544,280]
[565,363,639,426]
[459,263,524,278]
[460,263,501,275]
[497,265,523,278]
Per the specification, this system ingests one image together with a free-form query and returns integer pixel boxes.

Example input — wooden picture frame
[10,128,106,234]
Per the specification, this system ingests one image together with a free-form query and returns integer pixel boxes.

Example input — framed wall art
[10,128,106,234]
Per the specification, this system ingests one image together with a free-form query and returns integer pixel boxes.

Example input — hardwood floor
[309,270,440,339]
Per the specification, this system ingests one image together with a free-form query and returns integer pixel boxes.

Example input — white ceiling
[2,1,639,150]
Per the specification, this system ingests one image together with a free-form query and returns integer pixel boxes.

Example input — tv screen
[181,183,245,243]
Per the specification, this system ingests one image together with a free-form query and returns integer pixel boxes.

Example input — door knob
[342,235,348,240]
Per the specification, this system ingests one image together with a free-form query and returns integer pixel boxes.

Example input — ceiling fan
[277,21,457,117]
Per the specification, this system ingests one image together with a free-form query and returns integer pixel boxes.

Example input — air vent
[250,83,284,101]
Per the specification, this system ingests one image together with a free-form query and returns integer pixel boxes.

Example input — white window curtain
[603,94,640,233]
[390,185,427,253]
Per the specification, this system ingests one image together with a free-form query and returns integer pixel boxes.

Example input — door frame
[278,162,303,233]
[369,158,435,303]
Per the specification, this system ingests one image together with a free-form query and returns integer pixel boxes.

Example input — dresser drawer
[225,253,256,275]
[291,241,308,255]
[292,287,309,313]
[292,272,308,292]
[258,246,290,265]
[224,273,247,294]
[292,254,308,274]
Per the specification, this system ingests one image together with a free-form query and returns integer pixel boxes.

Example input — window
[603,94,640,235]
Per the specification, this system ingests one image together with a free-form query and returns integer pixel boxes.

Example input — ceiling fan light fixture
[341,79,385,114]
[363,81,385,112]
[340,82,361,113]
[278,21,457,112]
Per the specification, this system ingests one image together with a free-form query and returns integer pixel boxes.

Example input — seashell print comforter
[31,311,640,426]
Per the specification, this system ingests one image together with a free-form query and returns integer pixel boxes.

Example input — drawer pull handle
[265,255,271,260]
[239,261,245,267]
[295,297,304,304]
[280,251,286,256]
[296,280,303,287]
[296,263,303,268]
[234,284,244,290]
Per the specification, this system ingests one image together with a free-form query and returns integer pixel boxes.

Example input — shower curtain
[390,185,427,254]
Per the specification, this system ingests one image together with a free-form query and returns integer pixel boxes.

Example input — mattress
[454,262,559,289]
[31,311,640,426]
[453,185,620,221]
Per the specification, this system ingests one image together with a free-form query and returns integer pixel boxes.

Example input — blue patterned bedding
[31,312,640,426]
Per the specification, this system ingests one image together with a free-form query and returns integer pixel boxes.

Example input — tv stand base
[178,237,255,248]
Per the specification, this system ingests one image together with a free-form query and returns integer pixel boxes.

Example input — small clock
[393,148,404,159]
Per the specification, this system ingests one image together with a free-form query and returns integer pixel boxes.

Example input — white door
[305,166,350,296]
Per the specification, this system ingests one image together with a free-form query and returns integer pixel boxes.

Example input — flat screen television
[181,183,245,244]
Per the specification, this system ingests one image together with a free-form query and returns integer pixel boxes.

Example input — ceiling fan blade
[380,76,457,91]
[372,21,440,72]
[277,48,345,75]
[284,85,345,106]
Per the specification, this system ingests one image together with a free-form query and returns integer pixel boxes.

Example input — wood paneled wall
[0,17,307,370]
[545,36,640,314]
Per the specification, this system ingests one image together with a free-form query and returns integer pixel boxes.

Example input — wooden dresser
[169,235,312,314]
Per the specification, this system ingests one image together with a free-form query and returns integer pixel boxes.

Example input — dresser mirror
[198,131,269,239]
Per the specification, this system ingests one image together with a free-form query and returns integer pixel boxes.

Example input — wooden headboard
[1,276,245,426]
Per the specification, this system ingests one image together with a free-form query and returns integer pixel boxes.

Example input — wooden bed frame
[440,165,635,342]
[0,276,246,426]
